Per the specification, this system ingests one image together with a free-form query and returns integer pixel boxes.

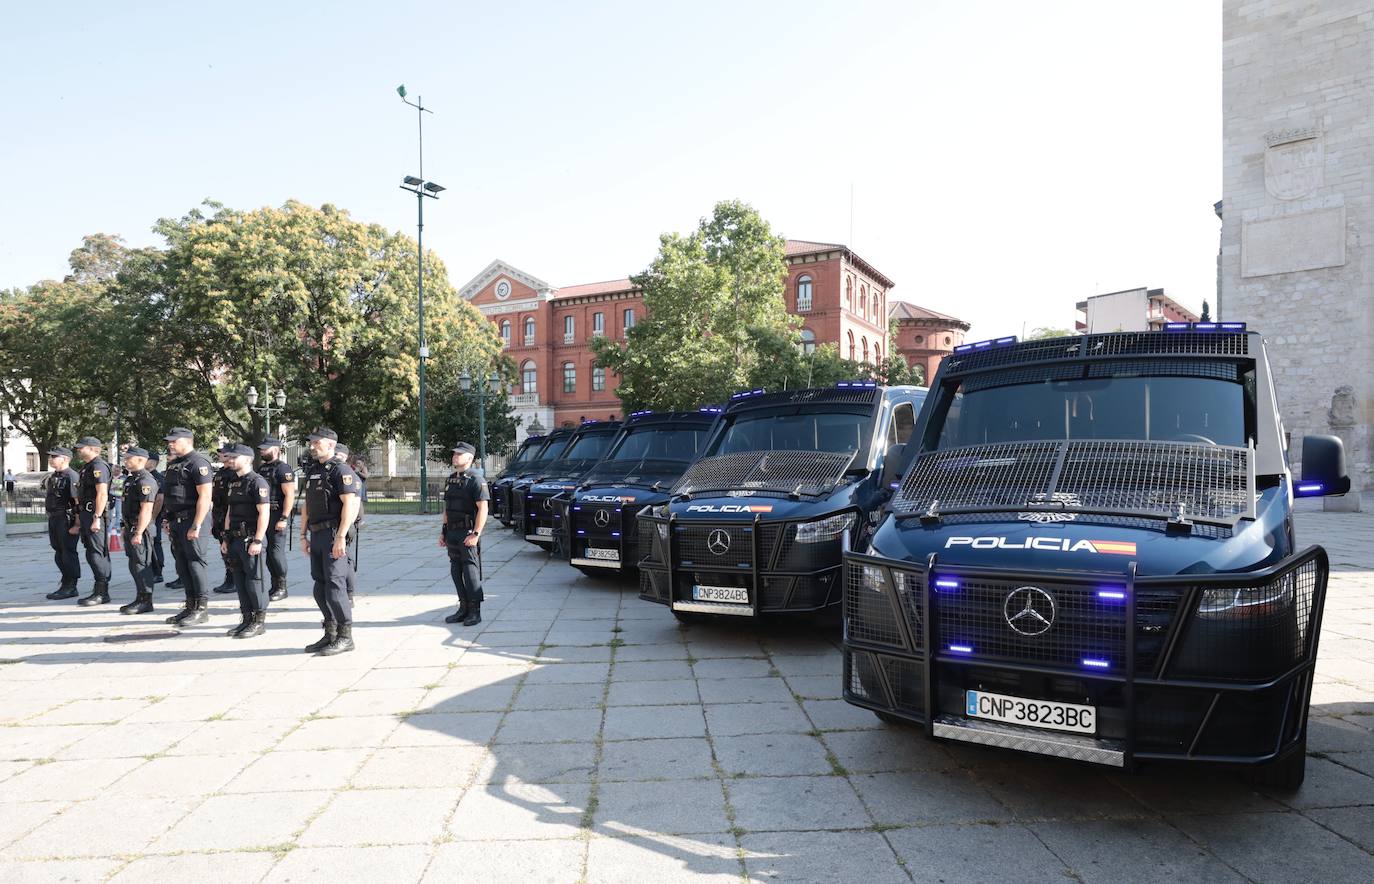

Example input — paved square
[0,512,1371,882]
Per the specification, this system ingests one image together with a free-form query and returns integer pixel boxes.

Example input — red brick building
[459,239,965,438]
[888,301,971,382]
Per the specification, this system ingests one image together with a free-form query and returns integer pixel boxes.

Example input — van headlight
[1197,573,1295,617]
[795,513,856,544]
[861,564,887,592]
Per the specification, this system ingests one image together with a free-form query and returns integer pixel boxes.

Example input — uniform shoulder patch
[342,475,353,485]
[259,487,268,497]
[199,466,209,475]
[93,469,102,478]
[142,484,153,494]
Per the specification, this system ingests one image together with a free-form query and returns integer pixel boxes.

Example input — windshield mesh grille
[942,332,1250,377]
[894,441,1253,526]
[673,450,855,496]
[726,387,879,412]
[1086,360,1242,382]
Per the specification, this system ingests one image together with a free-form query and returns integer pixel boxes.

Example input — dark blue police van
[518,420,623,549]
[553,409,718,577]
[489,434,546,526]
[499,427,575,529]
[638,382,927,620]
[842,326,1350,788]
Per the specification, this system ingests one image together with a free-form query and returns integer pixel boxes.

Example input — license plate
[535,526,553,537]
[586,547,620,561]
[965,690,1096,735]
[692,585,748,604]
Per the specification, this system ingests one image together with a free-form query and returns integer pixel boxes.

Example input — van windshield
[928,368,1254,450]
[711,409,871,456]
[606,427,708,463]
[561,432,616,462]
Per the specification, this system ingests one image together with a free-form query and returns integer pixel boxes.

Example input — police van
[638,382,927,620]
[489,434,546,526]
[518,420,623,549]
[842,326,1348,788]
[553,409,718,577]
[497,428,574,529]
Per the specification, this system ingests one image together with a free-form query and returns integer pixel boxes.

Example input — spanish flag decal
[1090,540,1137,556]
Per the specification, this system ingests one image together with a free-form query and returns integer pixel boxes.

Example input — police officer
[118,447,158,615]
[332,443,364,602]
[440,442,488,627]
[221,444,271,639]
[161,427,214,627]
[73,437,113,606]
[210,446,237,595]
[300,428,360,656]
[256,436,296,602]
[42,447,82,600]
[146,451,166,585]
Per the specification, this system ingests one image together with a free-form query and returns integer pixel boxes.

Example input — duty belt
[228,523,258,539]
[169,510,196,522]
[308,520,339,532]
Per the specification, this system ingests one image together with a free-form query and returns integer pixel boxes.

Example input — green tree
[1200,299,1211,322]
[1027,326,1074,340]
[592,201,791,410]
[424,366,522,463]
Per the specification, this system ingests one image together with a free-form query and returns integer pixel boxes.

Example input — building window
[872,293,880,320]
[862,337,869,364]
[845,277,853,310]
[563,315,575,344]
[500,320,511,348]
[848,330,855,360]
[945,336,952,346]
[521,361,537,394]
[623,308,635,333]
[592,365,605,391]
[914,334,924,345]
[799,328,816,355]
[592,312,605,336]
[523,317,535,345]
[796,275,813,312]
[563,362,576,393]
[859,285,868,320]
[873,342,881,363]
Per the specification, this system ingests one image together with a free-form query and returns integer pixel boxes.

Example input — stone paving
[0,512,1372,883]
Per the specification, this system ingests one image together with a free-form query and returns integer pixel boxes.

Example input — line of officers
[41,426,366,656]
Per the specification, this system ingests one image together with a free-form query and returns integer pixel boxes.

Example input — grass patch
[825,751,848,777]
[607,638,626,650]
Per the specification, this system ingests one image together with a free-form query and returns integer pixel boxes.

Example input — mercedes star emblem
[593,509,611,527]
[707,529,732,556]
[1004,586,1056,636]
[542,497,554,512]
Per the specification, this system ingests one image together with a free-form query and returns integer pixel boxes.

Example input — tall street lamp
[459,370,502,475]
[246,382,287,438]
[398,84,445,513]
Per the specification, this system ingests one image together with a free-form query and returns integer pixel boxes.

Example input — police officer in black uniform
[333,443,366,602]
[441,442,488,627]
[221,444,271,639]
[161,427,215,626]
[210,446,237,595]
[118,447,158,615]
[300,428,360,656]
[147,451,166,585]
[42,447,82,600]
[256,436,296,602]
[73,437,113,606]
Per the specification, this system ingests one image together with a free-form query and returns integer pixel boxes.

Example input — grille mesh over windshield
[673,451,856,497]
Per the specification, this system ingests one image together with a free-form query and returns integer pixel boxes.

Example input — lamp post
[246,382,287,438]
[398,84,445,513]
[459,370,503,475]
[94,402,121,467]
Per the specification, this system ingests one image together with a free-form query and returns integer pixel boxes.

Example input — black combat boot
[166,592,194,625]
[78,582,111,607]
[166,577,184,590]
[234,611,266,639]
[304,621,336,653]
[225,612,252,637]
[119,592,153,615]
[183,596,209,626]
[212,574,236,594]
[268,580,287,602]
[47,583,78,601]
[462,601,482,627]
[317,623,354,656]
[444,599,470,624]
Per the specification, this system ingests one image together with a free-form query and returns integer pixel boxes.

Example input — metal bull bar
[841,545,1330,770]
[562,497,634,570]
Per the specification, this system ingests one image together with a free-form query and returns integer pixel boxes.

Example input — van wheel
[1247,738,1307,791]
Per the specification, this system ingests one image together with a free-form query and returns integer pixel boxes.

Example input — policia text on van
[842,327,1349,788]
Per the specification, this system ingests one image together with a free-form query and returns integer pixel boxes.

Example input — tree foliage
[1027,326,1074,340]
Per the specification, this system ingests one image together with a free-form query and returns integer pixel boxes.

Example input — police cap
[124,446,150,458]
[163,427,193,441]
[217,444,236,456]
[335,443,350,456]
[308,427,338,442]
[257,436,283,449]
[75,436,103,449]
[224,443,254,458]
[49,446,74,458]
[452,442,476,455]
[147,452,160,464]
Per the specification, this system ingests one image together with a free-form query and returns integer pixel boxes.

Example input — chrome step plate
[932,713,1125,767]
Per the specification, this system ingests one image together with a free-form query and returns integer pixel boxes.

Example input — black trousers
[228,535,267,614]
[445,527,483,605]
[124,528,153,596]
[309,525,353,625]
[168,512,210,599]
[150,519,165,577]
[265,510,288,585]
[344,526,358,595]
[78,510,112,583]
[47,514,81,586]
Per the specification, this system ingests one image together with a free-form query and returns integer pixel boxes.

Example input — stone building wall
[1220,0,1373,490]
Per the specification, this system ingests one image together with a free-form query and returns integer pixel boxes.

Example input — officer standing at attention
[300,428,360,656]
[42,447,82,600]
[256,436,296,602]
[147,451,166,585]
[73,437,113,606]
[210,446,237,595]
[221,444,271,639]
[332,443,365,602]
[440,442,488,627]
[117,447,158,615]
[161,428,214,627]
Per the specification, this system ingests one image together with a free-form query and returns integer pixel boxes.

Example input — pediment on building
[459,259,553,305]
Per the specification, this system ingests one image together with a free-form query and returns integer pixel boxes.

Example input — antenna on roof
[849,181,854,246]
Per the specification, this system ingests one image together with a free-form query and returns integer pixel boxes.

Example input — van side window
[890,403,916,446]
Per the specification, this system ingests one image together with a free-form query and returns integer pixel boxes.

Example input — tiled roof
[554,278,637,299]
[784,239,845,257]
[888,300,968,325]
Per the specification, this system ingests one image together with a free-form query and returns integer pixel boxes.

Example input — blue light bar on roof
[953,335,1018,354]
[730,388,766,400]
[1164,322,1191,331]
[699,407,723,413]
[1164,321,1248,332]
[836,380,878,388]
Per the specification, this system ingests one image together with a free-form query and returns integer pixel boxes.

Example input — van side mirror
[881,443,912,489]
[1297,435,1351,497]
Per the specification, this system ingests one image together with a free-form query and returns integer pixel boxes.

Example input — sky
[0,0,1221,340]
